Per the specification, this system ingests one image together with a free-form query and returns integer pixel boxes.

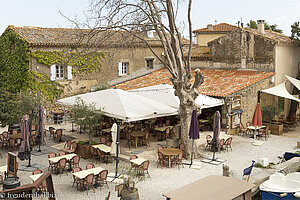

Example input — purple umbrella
[18,115,30,161]
[35,105,44,151]
[186,110,199,167]
[211,110,221,161]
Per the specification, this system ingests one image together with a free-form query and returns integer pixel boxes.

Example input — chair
[141,131,150,147]
[49,127,55,138]
[48,152,57,172]
[106,142,111,147]
[80,174,95,195]
[0,134,8,148]
[62,140,72,153]
[219,139,225,152]
[157,152,167,168]
[2,131,9,140]
[100,137,106,144]
[96,148,105,163]
[259,126,270,140]
[57,158,67,177]
[70,155,80,168]
[96,169,109,190]
[72,167,82,190]
[157,146,164,151]
[89,146,98,160]
[86,163,95,170]
[171,152,184,169]
[224,137,233,152]
[8,138,18,151]
[58,151,66,156]
[130,155,139,170]
[54,129,63,142]
[170,127,175,138]
[165,127,170,139]
[138,161,150,178]
[178,143,185,158]
[205,135,213,150]
[32,169,43,175]
[239,123,248,136]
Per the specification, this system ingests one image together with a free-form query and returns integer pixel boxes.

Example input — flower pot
[262,122,283,135]
[121,189,139,200]
[75,143,91,159]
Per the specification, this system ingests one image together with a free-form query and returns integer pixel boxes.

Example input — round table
[159,148,182,168]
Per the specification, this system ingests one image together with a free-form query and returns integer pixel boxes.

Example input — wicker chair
[130,155,139,170]
[239,123,248,136]
[224,137,233,152]
[89,146,98,161]
[70,155,80,168]
[57,158,67,177]
[259,126,270,141]
[178,143,185,158]
[58,151,66,156]
[49,127,55,138]
[72,167,82,190]
[157,152,167,168]
[171,152,184,169]
[8,138,18,151]
[205,135,213,150]
[54,129,63,142]
[138,161,150,178]
[96,169,109,190]
[48,152,57,173]
[86,163,95,170]
[80,174,95,195]
[62,140,72,153]
[99,137,106,144]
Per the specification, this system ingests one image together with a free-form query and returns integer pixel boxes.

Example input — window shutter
[118,62,123,76]
[67,66,73,80]
[50,65,56,81]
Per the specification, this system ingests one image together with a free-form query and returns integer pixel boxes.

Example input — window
[278,97,285,113]
[118,62,129,76]
[50,65,72,81]
[56,65,64,79]
[145,58,154,69]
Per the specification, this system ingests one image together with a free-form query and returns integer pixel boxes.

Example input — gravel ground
[1,123,300,200]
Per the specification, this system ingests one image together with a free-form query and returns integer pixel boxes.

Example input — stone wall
[208,29,276,71]
[223,77,274,132]
[29,46,164,97]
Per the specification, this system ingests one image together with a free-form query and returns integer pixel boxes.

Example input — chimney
[237,21,240,27]
[207,24,213,31]
[257,20,265,34]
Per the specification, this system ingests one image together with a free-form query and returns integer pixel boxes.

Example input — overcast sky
[0,0,299,36]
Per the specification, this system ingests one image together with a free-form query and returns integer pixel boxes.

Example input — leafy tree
[291,22,300,43]
[246,20,283,33]
[0,89,21,127]
[72,97,103,144]
[71,0,204,157]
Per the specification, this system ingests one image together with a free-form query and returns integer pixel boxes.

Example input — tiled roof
[8,25,188,47]
[193,23,238,33]
[115,68,275,97]
[243,28,292,44]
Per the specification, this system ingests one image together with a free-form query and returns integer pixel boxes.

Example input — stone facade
[29,45,165,97]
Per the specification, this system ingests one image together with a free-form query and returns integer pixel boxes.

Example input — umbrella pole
[112,121,121,181]
[190,139,194,168]
[27,113,33,167]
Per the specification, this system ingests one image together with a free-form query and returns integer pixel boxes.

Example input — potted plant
[72,97,103,158]
[116,166,145,200]
[261,105,283,135]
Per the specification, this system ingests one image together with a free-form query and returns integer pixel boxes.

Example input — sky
[0,0,299,37]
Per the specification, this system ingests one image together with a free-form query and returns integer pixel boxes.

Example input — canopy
[129,84,223,109]
[261,82,300,102]
[57,88,177,122]
[286,75,300,91]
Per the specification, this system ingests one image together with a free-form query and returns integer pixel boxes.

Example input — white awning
[261,82,300,102]
[57,88,178,122]
[129,84,224,109]
[286,75,300,91]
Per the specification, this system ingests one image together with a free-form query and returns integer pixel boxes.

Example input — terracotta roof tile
[193,23,238,33]
[243,28,292,44]
[115,68,275,97]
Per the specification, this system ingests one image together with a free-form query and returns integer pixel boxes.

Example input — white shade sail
[261,82,300,102]
[129,84,223,109]
[57,88,178,122]
[286,75,300,91]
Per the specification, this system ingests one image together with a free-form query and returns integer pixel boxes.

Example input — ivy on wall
[30,50,105,75]
[0,28,63,99]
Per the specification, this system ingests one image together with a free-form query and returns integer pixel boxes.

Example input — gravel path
[1,124,299,200]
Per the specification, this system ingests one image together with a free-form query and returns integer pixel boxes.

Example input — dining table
[9,131,36,140]
[130,158,147,166]
[247,126,266,139]
[72,166,105,180]
[159,148,182,168]
[130,131,146,149]
[154,126,173,141]
[48,153,77,164]
[29,173,43,182]
[92,144,111,153]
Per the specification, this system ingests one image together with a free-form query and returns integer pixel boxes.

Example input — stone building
[1,25,167,97]
[193,23,238,46]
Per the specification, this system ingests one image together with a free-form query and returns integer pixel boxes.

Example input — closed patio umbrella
[35,105,44,152]
[211,110,221,161]
[251,103,262,127]
[18,115,30,161]
[186,110,199,168]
